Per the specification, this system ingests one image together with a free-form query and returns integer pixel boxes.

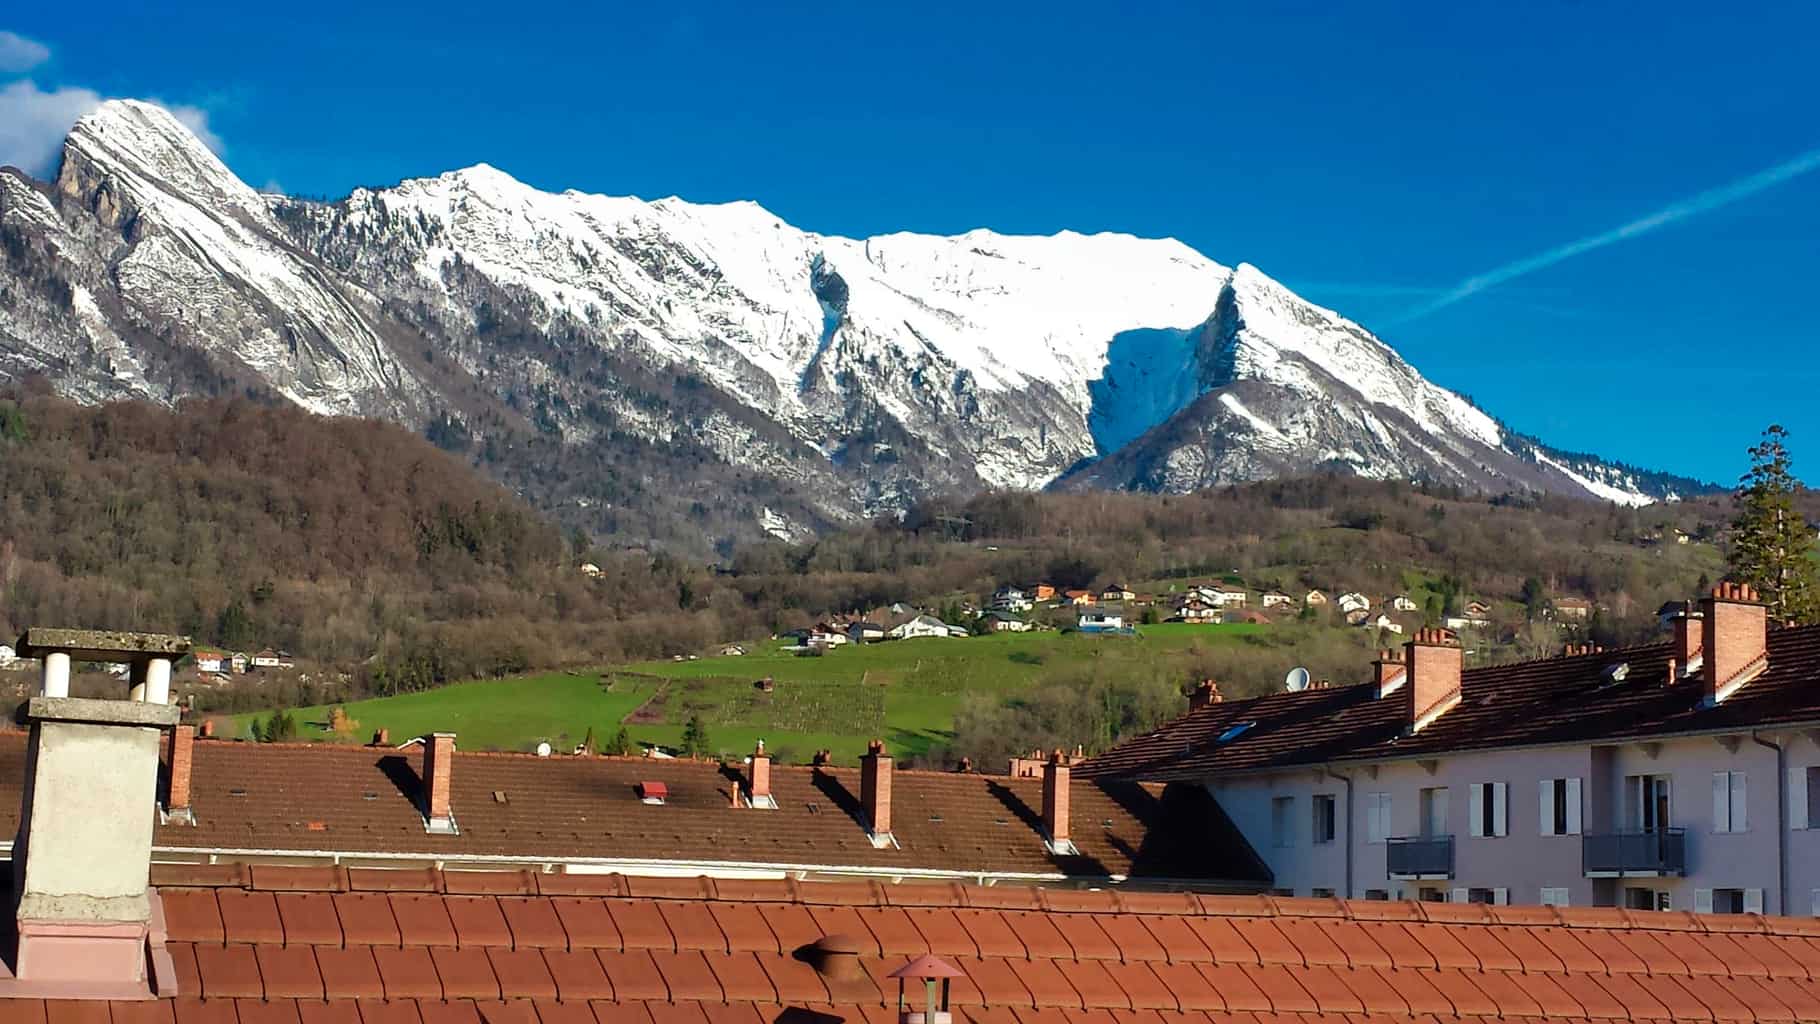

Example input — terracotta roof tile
[230,999,301,1024]
[1577,929,1650,974]
[1132,914,1209,963]
[752,951,827,1004]
[1696,975,1761,1022]
[704,950,778,1004]
[429,947,500,999]
[1716,976,1796,1022]
[1330,966,1407,1015]
[256,944,325,999]
[650,950,724,1002]
[168,942,203,996]
[1466,966,1545,1017]
[315,945,385,999]
[1552,973,1629,1018]
[1092,915,1167,963]
[808,906,880,956]
[755,902,823,955]
[1357,924,1435,971]
[550,898,621,951]
[1101,961,1175,1011]
[161,890,226,945]
[166,999,236,1024]
[484,947,557,999]
[389,895,458,949]
[594,949,669,1001]
[1490,924,1565,972]
[194,943,264,998]
[1241,964,1318,1013]
[443,897,513,949]
[292,1001,364,1024]
[541,949,616,1001]
[1651,975,1721,1022]
[1729,933,1809,979]
[642,1002,711,1024]
[1051,917,1120,962]
[1148,961,1224,1010]
[909,909,981,958]
[1526,972,1593,1017]
[107,1001,177,1024]
[352,999,423,1024]
[371,946,443,999]
[956,910,1026,960]
[706,902,776,954]
[1003,911,1073,960]
[1273,918,1348,967]
[1182,917,1259,965]
[218,891,286,945]
[1005,958,1084,1009]
[1057,959,1127,1010]
[523,1000,595,1024]
[275,893,342,947]
[1598,971,1674,1020]
[496,897,567,951]
[967,956,1037,1008]
[1403,923,1477,971]
[1284,964,1363,1014]
[331,894,401,948]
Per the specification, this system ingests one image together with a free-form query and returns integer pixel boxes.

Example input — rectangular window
[1272,796,1296,848]
[1364,889,1390,901]
[1699,888,1763,914]
[1311,887,1336,898]
[1799,766,1818,830]
[1419,786,1449,838]
[1417,887,1447,903]
[1312,794,1337,845]
[1269,887,1295,897]
[1464,887,1508,905]
[1626,887,1669,911]
[1540,777,1583,835]
[1713,771,1747,833]
[1540,887,1571,907]
[1366,792,1392,844]
[1468,782,1508,838]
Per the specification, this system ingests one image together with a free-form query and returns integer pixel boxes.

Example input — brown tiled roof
[1084,624,1820,782]
[0,737,1265,884]
[25,865,1820,1022]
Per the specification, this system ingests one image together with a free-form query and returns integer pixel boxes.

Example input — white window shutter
[1731,772,1747,833]
[1493,782,1509,837]
[1469,785,1485,838]
[1494,887,1510,906]
[1695,888,1714,914]
[1744,888,1764,915]
[1451,887,1469,904]
[1566,777,1583,835]
[1541,779,1555,836]
[1811,889,1820,917]
[1793,766,1810,831]
[1713,772,1730,833]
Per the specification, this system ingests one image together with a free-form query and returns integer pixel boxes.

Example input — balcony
[1582,829,1687,877]
[1386,835,1454,880]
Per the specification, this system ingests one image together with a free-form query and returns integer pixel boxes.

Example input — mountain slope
[0,101,1710,550]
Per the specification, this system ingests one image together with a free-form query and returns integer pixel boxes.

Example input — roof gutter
[1751,731,1787,915]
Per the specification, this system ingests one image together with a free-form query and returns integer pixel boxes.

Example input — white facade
[1209,730,1820,913]
[1078,612,1125,631]
[1337,592,1371,614]
[888,615,955,640]
[1262,592,1294,609]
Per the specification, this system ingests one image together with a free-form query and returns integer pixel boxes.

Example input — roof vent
[640,781,669,805]
[1601,662,1630,684]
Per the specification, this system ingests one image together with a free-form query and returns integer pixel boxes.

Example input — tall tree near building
[1728,425,1820,624]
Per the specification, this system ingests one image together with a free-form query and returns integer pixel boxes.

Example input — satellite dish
[1285,667,1311,692]
[535,741,552,757]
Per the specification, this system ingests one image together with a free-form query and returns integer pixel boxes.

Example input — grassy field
[229,623,1265,761]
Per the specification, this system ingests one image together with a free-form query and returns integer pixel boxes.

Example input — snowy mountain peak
[0,100,1712,549]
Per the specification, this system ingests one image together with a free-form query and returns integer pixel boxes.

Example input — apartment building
[1085,585,1820,914]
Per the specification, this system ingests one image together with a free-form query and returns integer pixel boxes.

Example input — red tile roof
[1084,624,1820,782]
[17,866,1815,1022]
[0,736,1266,885]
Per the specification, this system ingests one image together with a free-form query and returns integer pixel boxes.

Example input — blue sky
[3,3,1817,485]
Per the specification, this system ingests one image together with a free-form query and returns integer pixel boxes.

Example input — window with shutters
[1713,771,1747,833]
[1627,887,1671,911]
[1701,888,1762,914]
[1465,887,1509,905]
[1311,887,1336,898]
[1468,781,1508,838]
[1312,794,1337,844]
[1540,887,1571,907]
[1419,786,1449,838]
[1540,777,1582,835]
[1802,766,1819,830]
[1366,792,1392,843]
[1363,889,1390,901]
[1625,773,1672,830]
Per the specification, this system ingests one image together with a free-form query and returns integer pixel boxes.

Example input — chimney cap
[888,954,965,979]
[866,739,887,756]
[16,627,192,662]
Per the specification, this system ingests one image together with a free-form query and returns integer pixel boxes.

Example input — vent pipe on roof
[162,723,196,826]
[860,739,896,848]
[1702,584,1768,706]
[422,732,458,834]
[1403,629,1462,733]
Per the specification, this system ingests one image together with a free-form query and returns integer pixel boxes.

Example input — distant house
[229,652,250,674]
[719,644,748,657]
[1336,592,1371,614]
[194,649,229,674]
[888,614,957,641]
[1554,597,1594,620]
[1445,612,1490,630]
[1100,584,1136,603]
[1303,590,1329,607]
[1170,596,1221,623]
[579,563,603,579]
[252,649,293,671]
[1198,585,1247,608]
[1671,528,1693,545]
[1062,589,1096,606]
[1077,611,1125,633]
[806,624,850,648]
[1367,612,1404,635]
[1389,594,1419,613]
[847,620,886,643]
[988,586,1033,613]
[1465,599,1493,617]
[1343,608,1371,627]
[1030,584,1057,602]
[983,611,1032,633]
[1260,591,1294,609]
[0,644,15,665]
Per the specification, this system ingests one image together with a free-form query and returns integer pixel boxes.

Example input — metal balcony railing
[1386,835,1455,879]
[1582,828,1687,877]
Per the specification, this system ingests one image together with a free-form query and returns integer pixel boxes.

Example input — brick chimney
[423,732,457,834]
[1042,749,1075,854]
[1373,648,1406,697]
[199,717,216,739]
[859,739,894,846]
[1702,584,1768,705]
[749,739,776,809]
[1672,608,1704,680]
[163,723,196,825]
[1189,679,1223,709]
[371,728,390,746]
[1403,628,1463,733]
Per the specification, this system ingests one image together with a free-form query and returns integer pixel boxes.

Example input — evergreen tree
[680,714,709,758]
[609,727,634,756]
[579,726,597,755]
[1728,425,1820,624]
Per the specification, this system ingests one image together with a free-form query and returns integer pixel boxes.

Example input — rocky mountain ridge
[0,101,1710,551]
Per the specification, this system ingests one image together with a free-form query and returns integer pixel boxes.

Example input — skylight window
[1217,721,1257,744]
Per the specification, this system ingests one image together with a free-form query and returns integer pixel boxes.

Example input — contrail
[1393,146,1820,324]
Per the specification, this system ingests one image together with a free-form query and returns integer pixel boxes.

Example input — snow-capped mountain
[0,101,1706,547]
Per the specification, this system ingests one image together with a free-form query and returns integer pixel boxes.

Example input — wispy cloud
[1391,146,1820,324]
[0,30,49,73]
